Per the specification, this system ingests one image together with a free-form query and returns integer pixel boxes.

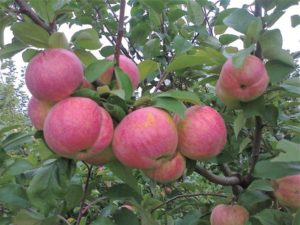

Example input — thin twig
[153,71,170,92]
[14,0,53,34]
[195,165,241,186]
[57,215,72,225]
[151,192,228,213]
[114,0,126,66]
[203,7,213,36]
[75,164,93,225]
[219,163,244,196]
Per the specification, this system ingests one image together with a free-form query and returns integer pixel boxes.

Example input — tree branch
[114,0,126,66]
[151,192,228,213]
[75,164,93,225]
[195,165,241,186]
[14,0,53,34]
[219,163,244,196]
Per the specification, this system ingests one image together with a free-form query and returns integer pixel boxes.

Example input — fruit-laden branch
[75,164,93,225]
[14,0,53,34]
[114,0,126,66]
[195,165,241,186]
[151,192,228,213]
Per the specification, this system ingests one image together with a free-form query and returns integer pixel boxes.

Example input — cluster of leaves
[0,0,300,225]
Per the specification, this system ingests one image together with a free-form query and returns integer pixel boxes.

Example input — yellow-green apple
[98,55,140,89]
[143,152,186,183]
[112,107,178,169]
[27,96,55,130]
[210,204,249,225]
[177,105,227,160]
[44,97,102,159]
[272,174,300,210]
[216,55,269,108]
[25,48,84,101]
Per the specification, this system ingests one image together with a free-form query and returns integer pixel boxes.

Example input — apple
[272,174,300,210]
[177,105,227,160]
[210,204,249,225]
[44,97,102,158]
[25,48,84,101]
[27,96,55,130]
[143,152,186,183]
[98,54,140,89]
[216,55,269,107]
[112,107,178,169]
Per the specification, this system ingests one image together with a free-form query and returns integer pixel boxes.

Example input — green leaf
[219,34,239,45]
[115,67,134,100]
[232,44,255,68]
[90,217,116,225]
[138,60,158,81]
[176,210,202,225]
[263,48,295,66]
[2,132,33,152]
[12,209,44,225]
[248,179,273,192]
[29,0,57,23]
[171,35,193,55]
[27,158,76,215]
[72,88,100,102]
[187,0,204,26]
[106,160,139,193]
[157,90,200,105]
[233,112,246,138]
[152,97,185,118]
[113,208,139,225]
[254,161,300,179]
[294,210,300,225]
[245,17,263,45]
[105,184,142,202]
[103,102,126,122]
[85,59,114,82]
[143,38,161,59]
[0,184,30,208]
[291,15,300,28]
[22,49,40,62]
[239,137,251,153]
[4,158,33,176]
[253,209,293,225]
[131,202,159,225]
[140,0,164,13]
[72,28,101,50]
[265,10,285,27]
[266,60,295,83]
[11,22,50,48]
[241,96,266,118]
[281,78,300,95]
[272,140,300,162]
[238,190,271,214]
[223,9,257,34]
[100,46,115,57]
[48,32,68,48]
[74,49,97,66]
[130,22,151,45]
[169,8,186,22]
[0,41,26,59]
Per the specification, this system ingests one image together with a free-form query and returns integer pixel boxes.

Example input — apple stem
[14,0,55,34]
[114,0,126,67]
[75,163,93,225]
[151,192,228,213]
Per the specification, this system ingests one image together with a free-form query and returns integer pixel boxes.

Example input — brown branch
[219,163,244,196]
[114,0,126,67]
[14,0,53,34]
[195,165,241,186]
[151,192,228,213]
[203,7,213,36]
[75,164,93,225]
[153,71,170,92]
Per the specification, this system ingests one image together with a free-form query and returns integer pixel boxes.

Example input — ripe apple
[27,97,55,130]
[216,55,269,107]
[98,54,140,89]
[177,105,227,160]
[272,174,300,210]
[112,107,178,169]
[143,152,186,183]
[210,204,249,225]
[25,48,84,101]
[44,97,102,158]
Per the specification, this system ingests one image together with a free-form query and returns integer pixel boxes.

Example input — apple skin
[44,97,102,158]
[272,174,300,210]
[27,97,55,130]
[112,107,178,170]
[143,152,186,183]
[78,106,114,161]
[210,204,249,225]
[25,48,84,101]
[98,55,140,89]
[216,55,269,106]
[177,105,227,160]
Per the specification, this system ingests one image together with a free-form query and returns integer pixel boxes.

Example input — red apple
[112,107,178,169]
[27,97,55,130]
[25,48,84,101]
[44,97,102,158]
[98,55,140,89]
[143,152,186,183]
[177,105,227,160]
[216,55,269,107]
[273,174,300,210]
[210,204,249,225]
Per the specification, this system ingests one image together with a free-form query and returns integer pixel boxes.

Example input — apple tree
[0,0,299,225]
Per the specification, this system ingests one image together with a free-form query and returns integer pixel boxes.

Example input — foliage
[0,0,300,225]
